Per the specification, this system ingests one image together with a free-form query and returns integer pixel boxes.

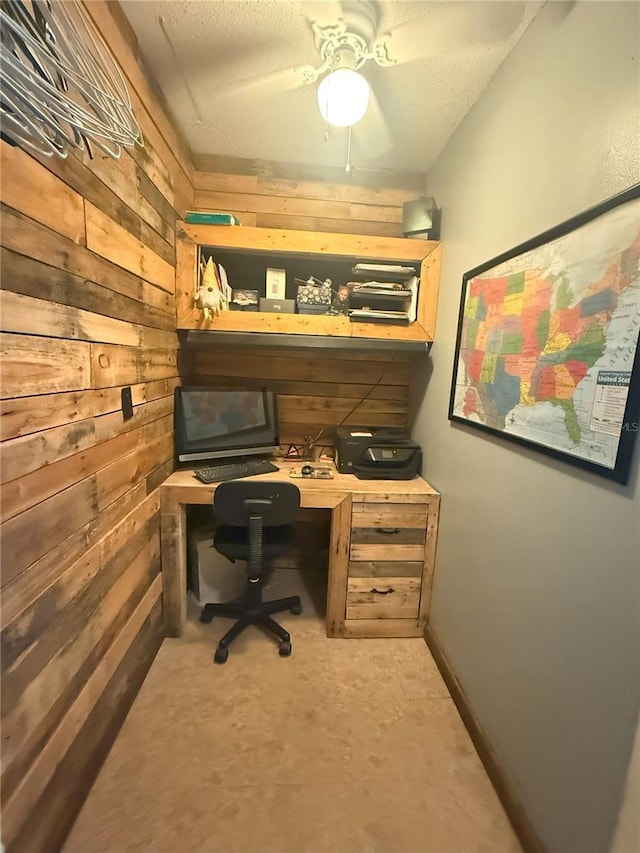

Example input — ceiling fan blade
[223,64,319,103]
[373,1,526,66]
[352,86,394,160]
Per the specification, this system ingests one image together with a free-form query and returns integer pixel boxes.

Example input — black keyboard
[194,459,280,484]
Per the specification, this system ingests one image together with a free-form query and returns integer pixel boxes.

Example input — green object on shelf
[185,211,241,225]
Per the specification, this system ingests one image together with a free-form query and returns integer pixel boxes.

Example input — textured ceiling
[120,0,545,175]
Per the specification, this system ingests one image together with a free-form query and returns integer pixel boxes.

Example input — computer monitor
[174,387,280,464]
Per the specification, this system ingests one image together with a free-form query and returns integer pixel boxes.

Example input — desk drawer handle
[370,587,395,595]
[376,527,400,535]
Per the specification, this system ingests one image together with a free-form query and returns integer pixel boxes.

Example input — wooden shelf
[180,329,431,353]
[175,223,442,346]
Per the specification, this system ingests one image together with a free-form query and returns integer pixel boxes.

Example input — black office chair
[200,480,303,664]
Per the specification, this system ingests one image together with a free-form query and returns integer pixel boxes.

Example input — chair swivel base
[200,594,302,663]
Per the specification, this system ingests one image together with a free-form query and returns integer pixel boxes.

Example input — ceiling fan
[222,0,530,162]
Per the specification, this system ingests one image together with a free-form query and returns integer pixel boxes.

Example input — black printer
[335,426,422,480]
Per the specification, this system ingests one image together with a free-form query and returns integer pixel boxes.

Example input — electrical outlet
[121,386,133,420]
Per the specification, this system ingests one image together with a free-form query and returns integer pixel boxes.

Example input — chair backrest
[213,480,300,528]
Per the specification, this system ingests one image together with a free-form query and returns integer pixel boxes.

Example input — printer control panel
[365,447,415,463]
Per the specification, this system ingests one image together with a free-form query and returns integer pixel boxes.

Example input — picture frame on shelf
[449,184,640,484]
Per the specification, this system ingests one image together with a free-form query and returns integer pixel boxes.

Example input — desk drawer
[346,576,420,620]
[350,501,427,561]
[351,502,429,529]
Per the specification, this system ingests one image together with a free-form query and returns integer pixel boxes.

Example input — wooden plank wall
[0,3,193,850]
[179,344,417,450]
[192,154,426,237]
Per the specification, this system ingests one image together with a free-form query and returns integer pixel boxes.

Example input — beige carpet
[64,568,521,853]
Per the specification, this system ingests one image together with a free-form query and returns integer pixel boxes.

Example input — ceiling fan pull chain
[345,125,352,173]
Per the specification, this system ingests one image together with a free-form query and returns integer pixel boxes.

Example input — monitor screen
[174,387,279,463]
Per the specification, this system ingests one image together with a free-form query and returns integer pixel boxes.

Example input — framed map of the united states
[449,184,640,484]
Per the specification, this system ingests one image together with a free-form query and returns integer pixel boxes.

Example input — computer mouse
[301,465,314,476]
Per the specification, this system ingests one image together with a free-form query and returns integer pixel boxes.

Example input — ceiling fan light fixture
[317,67,370,127]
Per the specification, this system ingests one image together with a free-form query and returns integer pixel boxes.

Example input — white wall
[414,3,640,851]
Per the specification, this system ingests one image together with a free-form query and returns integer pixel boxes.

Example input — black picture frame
[448,184,640,485]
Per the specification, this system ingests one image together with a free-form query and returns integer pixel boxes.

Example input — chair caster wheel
[214,647,229,664]
[200,608,214,624]
[279,640,292,657]
[290,602,302,615]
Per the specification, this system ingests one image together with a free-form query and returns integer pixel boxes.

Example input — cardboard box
[266,268,286,299]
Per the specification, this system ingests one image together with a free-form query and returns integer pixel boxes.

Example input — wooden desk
[159,461,440,639]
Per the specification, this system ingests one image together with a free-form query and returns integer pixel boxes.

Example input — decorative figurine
[196,257,225,320]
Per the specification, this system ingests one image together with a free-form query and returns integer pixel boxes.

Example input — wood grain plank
[0,379,178,442]
[1,402,172,514]
[0,396,172,484]
[0,248,175,332]
[419,243,442,340]
[177,372,408,403]
[350,528,426,546]
[0,290,141,346]
[194,189,403,224]
[1,520,159,717]
[1,492,159,674]
[175,234,199,329]
[1,430,137,520]
[349,543,427,562]
[325,495,351,637]
[1,536,161,784]
[348,561,423,578]
[81,147,175,253]
[95,431,173,510]
[418,496,441,626]
[161,498,187,636]
[192,153,424,192]
[346,576,420,619]
[255,213,403,238]
[0,142,85,244]
[146,458,174,494]
[182,223,436,261]
[0,334,91,399]
[143,280,175,315]
[1,205,155,306]
[14,138,175,261]
[90,343,178,387]
[343,618,422,638]
[278,395,406,419]
[139,327,179,349]
[181,308,352,336]
[193,171,416,207]
[7,600,162,853]
[85,202,175,292]
[1,576,162,848]
[0,478,99,588]
[352,504,429,528]
[187,351,409,385]
[0,483,147,628]
[138,168,179,229]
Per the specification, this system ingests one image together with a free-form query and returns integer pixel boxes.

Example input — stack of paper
[347,274,419,325]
